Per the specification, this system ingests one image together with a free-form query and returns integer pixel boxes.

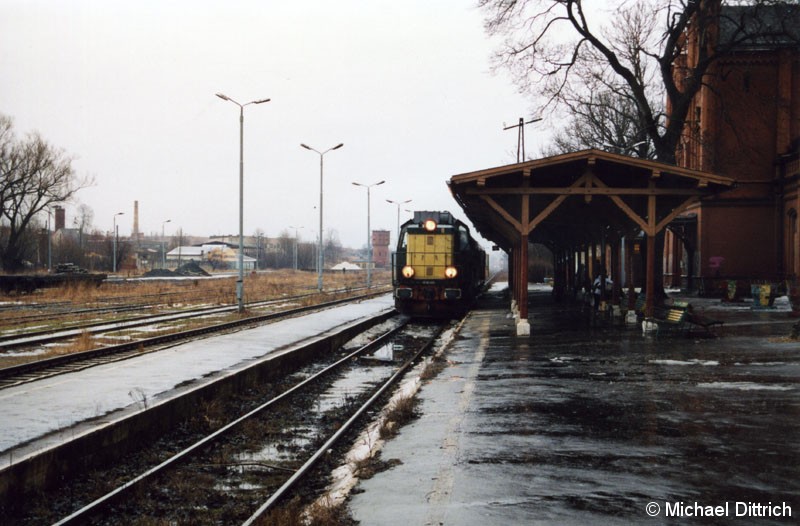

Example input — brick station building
[664,3,800,288]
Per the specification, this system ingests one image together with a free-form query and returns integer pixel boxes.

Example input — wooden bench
[648,299,723,337]
[646,303,689,337]
[685,306,724,334]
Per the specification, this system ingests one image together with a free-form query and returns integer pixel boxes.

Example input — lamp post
[112,212,124,273]
[216,92,271,312]
[289,226,304,270]
[256,233,262,272]
[352,180,385,288]
[45,208,52,272]
[386,198,412,244]
[161,219,171,269]
[300,142,344,292]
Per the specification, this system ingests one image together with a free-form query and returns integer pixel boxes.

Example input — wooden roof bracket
[527,170,593,234]
[479,194,523,232]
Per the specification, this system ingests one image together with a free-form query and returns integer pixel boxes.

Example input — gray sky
[1,0,534,249]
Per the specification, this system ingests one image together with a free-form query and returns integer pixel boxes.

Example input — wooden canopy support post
[518,235,529,328]
[568,249,575,295]
[644,192,657,319]
[508,245,516,304]
[610,236,621,308]
[626,237,636,312]
[584,245,591,293]
[645,234,656,318]
[669,230,682,288]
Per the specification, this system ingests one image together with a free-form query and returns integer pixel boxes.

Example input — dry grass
[255,496,351,526]
[0,269,390,309]
[419,355,448,381]
[379,394,417,440]
[61,330,98,354]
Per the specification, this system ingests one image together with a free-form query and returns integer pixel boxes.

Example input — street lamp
[300,142,344,292]
[386,198,412,243]
[44,208,52,272]
[289,225,304,270]
[112,212,124,273]
[353,180,385,288]
[161,219,171,269]
[216,92,271,312]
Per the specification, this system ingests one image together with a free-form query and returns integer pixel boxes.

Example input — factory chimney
[133,200,140,242]
[54,206,66,231]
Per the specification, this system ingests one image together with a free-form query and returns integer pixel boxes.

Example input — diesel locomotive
[392,211,486,317]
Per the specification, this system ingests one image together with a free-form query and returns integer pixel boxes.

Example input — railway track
[35,319,448,525]
[0,286,388,349]
[0,290,389,389]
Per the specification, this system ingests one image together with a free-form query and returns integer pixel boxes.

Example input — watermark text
[645,501,793,519]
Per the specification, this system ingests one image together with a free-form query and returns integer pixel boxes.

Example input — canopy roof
[448,149,736,251]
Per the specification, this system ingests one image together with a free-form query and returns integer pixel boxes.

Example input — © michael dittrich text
[665,501,793,518]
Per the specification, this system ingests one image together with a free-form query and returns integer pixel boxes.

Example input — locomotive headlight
[423,219,437,231]
[444,266,458,278]
[402,265,415,278]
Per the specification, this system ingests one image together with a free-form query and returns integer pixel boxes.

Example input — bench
[646,302,689,338]
[684,306,724,334]
[647,299,724,337]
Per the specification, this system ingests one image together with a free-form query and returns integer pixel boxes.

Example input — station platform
[0,296,394,464]
[348,285,799,525]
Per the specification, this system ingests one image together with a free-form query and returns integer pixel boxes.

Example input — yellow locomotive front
[393,211,485,317]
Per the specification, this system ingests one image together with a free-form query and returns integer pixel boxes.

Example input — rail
[0,289,390,388]
[51,318,430,525]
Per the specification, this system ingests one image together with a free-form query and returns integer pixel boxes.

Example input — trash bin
[751,284,771,308]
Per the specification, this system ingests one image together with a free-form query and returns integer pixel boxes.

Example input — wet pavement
[349,286,799,525]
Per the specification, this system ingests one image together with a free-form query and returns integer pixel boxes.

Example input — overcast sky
[1,0,537,249]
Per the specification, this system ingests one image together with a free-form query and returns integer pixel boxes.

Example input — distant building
[165,244,256,270]
[372,230,390,268]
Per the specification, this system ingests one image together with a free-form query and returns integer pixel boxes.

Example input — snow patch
[650,359,719,366]
[697,382,793,391]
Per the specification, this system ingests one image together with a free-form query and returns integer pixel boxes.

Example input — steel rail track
[0,290,390,389]
[244,321,446,523]
[52,317,427,525]
[0,301,161,325]
[0,285,388,348]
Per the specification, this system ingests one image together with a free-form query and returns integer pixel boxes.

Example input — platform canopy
[449,149,735,251]
[447,149,736,334]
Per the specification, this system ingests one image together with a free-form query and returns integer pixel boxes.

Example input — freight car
[392,211,486,317]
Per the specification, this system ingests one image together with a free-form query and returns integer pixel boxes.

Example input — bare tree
[545,89,656,158]
[480,0,799,164]
[0,115,92,271]
[277,229,293,268]
[74,203,94,249]
[324,229,343,266]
